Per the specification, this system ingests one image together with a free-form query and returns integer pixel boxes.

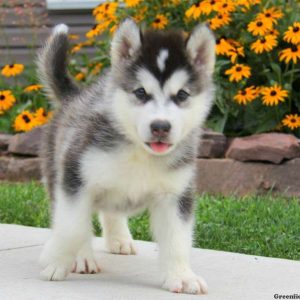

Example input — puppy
[38,19,215,295]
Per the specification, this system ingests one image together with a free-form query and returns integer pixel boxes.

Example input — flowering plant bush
[0,0,299,136]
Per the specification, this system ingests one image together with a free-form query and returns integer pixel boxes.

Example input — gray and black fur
[38,20,215,292]
[37,25,79,105]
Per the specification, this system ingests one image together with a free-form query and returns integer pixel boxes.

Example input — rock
[0,157,9,179]
[8,126,44,156]
[225,133,300,164]
[198,129,227,158]
[0,133,12,151]
[0,157,41,181]
[196,158,300,197]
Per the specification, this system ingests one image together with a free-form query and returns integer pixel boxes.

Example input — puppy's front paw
[163,271,208,295]
[72,247,101,274]
[41,262,71,281]
[39,239,74,281]
[105,236,136,255]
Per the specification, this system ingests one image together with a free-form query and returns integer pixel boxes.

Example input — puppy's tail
[37,24,79,106]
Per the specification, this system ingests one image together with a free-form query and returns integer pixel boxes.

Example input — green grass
[0,182,299,260]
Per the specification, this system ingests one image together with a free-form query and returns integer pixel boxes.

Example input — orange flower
[186,0,219,19]
[279,44,300,64]
[24,84,43,92]
[283,22,300,44]
[282,114,300,130]
[14,111,38,132]
[267,28,280,37]
[209,13,232,30]
[226,41,244,63]
[234,86,258,105]
[215,38,233,55]
[261,85,288,106]
[250,35,277,54]
[151,14,168,30]
[199,0,219,15]
[1,63,24,77]
[93,2,118,17]
[256,7,283,25]
[0,90,16,112]
[225,64,251,82]
[214,0,236,13]
[86,25,101,39]
[34,108,52,126]
[185,2,202,19]
[247,18,273,36]
[215,38,244,63]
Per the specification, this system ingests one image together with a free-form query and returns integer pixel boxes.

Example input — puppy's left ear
[186,24,216,76]
[111,19,141,67]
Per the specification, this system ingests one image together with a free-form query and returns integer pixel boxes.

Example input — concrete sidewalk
[0,224,299,300]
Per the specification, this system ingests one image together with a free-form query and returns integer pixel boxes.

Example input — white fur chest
[81,145,194,212]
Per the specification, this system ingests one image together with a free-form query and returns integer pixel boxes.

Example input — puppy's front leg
[150,190,207,295]
[40,187,94,280]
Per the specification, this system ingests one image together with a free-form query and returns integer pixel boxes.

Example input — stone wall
[0,127,42,181]
[1,126,300,196]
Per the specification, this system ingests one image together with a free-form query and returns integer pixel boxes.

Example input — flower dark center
[218,14,223,19]
[260,37,266,43]
[236,66,242,72]
[293,26,299,33]
[154,18,161,23]
[104,3,109,10]
[291,118,296,123]
[0,95,5,100]
[223,3,228,7]
[270,91,277,96]
[265,13,271,17]
[241,91,247,95]
[219,36,226,42]
[22,115,31,123]
[210,0,216,4]
[195,2,200,7]
[291,45,298,52]
[9,64,14,68]
[256,21,263,27]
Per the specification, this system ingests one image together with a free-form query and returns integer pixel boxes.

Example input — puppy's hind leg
[40,187,94,281]
[100,212,136,255]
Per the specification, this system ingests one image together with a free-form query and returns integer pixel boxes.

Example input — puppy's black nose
[150,120,171,137]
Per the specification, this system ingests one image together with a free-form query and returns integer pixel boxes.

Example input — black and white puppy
[38,19,215,295]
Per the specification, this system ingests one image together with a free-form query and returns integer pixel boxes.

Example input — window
[46,0,103,10]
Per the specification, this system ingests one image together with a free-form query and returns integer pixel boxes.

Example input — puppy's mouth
[145,141,172,154]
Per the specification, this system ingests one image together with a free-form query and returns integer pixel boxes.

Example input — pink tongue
[150,142,170,153]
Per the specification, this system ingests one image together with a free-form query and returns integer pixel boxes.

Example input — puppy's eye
[175,89,190,103]
[133,88,151,103]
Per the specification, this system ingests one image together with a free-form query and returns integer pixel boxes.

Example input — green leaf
[270,62,282,82]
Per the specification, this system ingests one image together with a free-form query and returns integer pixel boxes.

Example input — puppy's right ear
[111,19,141,67]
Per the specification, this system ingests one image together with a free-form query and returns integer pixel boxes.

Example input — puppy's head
[110,19,215,155]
